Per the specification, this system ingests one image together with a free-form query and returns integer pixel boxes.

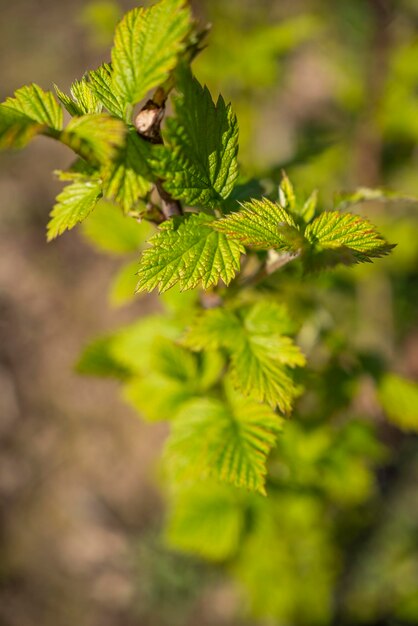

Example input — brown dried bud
[134,100,165,142]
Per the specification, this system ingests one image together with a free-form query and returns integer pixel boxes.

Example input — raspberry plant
[2,0,417,623]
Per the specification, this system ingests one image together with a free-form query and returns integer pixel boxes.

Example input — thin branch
[134,98,183,219]
[133,25,210,221]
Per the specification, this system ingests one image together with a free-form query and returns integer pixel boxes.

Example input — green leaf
[166,483,245,561]
[214,179,370,271]
[136,213,244,293]
[111,0,191,107]
[109,259,141,306]
[123,337,223,421]
[378,374,418,432]
[165,390,282,494]
[233,494,335,625]
[101,130,153,212]
[304,211,395,268]
[123,338,199,421]
[0,84,63,148]
[76,335,131,379]
[230,334,304,414]
[47,179,102,240]
[300,189,319,223]
[0,106,44,149]
[81,200,150,254]
[54,159,98,182]
[185,301,305,413]
[213,197,302,251]
[185,307,240,351]
[54,79,102,116]
[153,65,239,208]
[88,63,125,118]
[54,85,82,117]
[110,315,182,374]
[59,113,126,165]
[278,172,296,211]
[124,373,195,421]
[2,83,63,130]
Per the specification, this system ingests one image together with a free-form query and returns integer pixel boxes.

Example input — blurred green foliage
[75,0,418,623]
[1,0,417,624]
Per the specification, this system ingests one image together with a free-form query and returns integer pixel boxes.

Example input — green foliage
[123,337,222,421]
[196,11,320,90]
[213,197,301,250]
[108,315,182,374]
[109,259,143,306]
[59,113,126,165]
[185,301,305,412]
[111,0,191,109]
[2,84,63,130]
[2,1,416,624]
[136,213,244,293]
[342,467,418,623]
[55,79,102,116]
[166,483,245,560]
[76,335,131,379]
[87,64,126,118]
[0,84,62,148]
[81,200,150,254]
[378,373,418,432]
[214,188,393,272]
[233,494,336,625]
[101,130,153,211]
[165,387,282,494]
[152,65,239,207]
[0,106,45,149]
[304,211,395,266]
[47,179,102,240]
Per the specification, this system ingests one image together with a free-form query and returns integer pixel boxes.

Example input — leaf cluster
[0,4,411,623]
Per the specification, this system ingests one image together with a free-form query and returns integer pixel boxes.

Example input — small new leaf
[55,79,102,116]
[153,66,239,208]
[213,197,302,251]
[278,173,296,211]
[88,64,125,119]
[304,211,394,268]
[300,189,318,223]
[165,392,282,494]
[111,0,191,107]
[47,179,102,240]
[136,213,244,293]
